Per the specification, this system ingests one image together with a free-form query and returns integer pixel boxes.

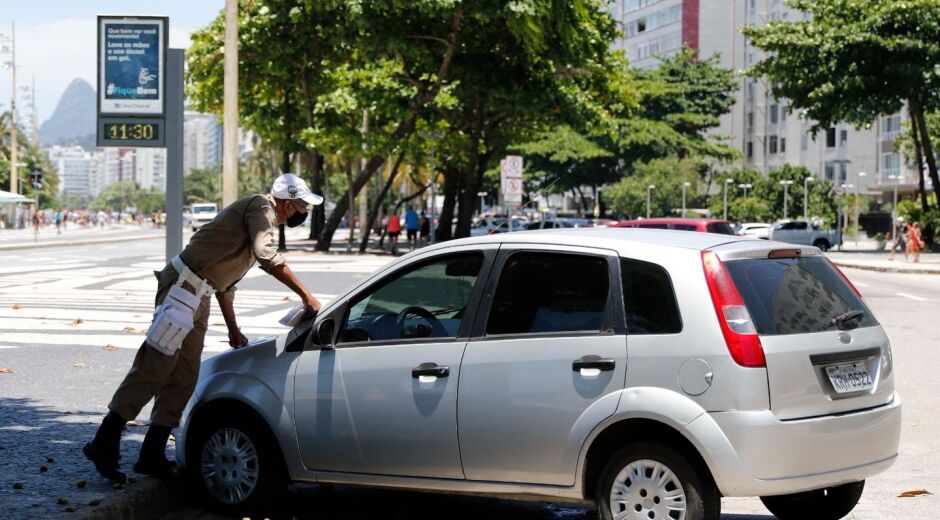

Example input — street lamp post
[723,178,734,221]
[803,177,814,221]
[419,131,443,241]
[738,183,752,198]
[1,23,17,195]
[477,191,487,216]
[854,172,866,246]
[681,182,690,217]
[889,174,903,244]
[779,180,794,220]
[646,184,655,219]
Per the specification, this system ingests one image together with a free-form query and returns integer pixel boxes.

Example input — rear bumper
[684,393,901,497]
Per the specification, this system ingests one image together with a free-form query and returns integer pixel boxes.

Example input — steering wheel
[396,305,447,339]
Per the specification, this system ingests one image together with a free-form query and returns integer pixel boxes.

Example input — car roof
[616,217,731,225]
[420,227,744,253]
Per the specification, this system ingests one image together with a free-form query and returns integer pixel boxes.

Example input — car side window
[620,258,682,334]
[672,224,697,231]
[486,252,609,335]
[338,254,484,344]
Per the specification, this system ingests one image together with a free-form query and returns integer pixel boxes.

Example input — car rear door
[711,243,895,420]
[457,244,627,485]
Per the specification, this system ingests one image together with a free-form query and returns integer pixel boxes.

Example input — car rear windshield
[724,256,877,335]
[706,223,735,235]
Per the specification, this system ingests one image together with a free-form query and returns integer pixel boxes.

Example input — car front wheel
[596,442,720,520]
[189,413,286,515]
[760,480,864,520]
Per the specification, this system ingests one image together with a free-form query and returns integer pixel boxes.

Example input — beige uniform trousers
[108,264,210,428]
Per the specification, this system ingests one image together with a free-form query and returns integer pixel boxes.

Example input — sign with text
[98,16,167,116]
[500,156,524,204]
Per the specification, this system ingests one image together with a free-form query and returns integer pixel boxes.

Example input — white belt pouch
[146,284,201,356]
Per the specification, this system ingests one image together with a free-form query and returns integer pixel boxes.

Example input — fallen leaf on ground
[898,489,932,498]
[122,327,143,333]
[72,363,87,369]
[103,345,118,351]
[282,296,290,301]
[64,507,77,513]
[212,322,225,326]
[69,318,83,326]
[126,420,148,427]
[76,480,86,488]
[12,304,21,310]
[133,315,141,318]
[0,368,13,374]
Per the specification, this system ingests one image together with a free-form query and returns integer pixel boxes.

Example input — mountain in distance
[39,78,96,148]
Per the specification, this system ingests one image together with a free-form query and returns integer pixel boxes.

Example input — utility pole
[723,178,734,221]
[681,182,690,217]
[889,175,902,243]
[359,110,369,246]
[7,22,17,195]
[30,75,36,146]
[779,180,794,220]
[803,176,814,221]
[222,0,239,207]
[646,184,655,219]
[854,171,866,246]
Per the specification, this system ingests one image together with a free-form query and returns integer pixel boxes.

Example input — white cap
[271,173,323,205]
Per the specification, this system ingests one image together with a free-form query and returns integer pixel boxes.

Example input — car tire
[188,411,287,516]
[596,442,720,520]
[760,480,864,520]
[813,239,830,251]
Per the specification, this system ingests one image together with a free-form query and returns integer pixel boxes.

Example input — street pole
[803,177,814,221]
[9,22,17,196]
[836,188,843,251]
[222,0,239,208]
[681,182,690,217]
[890,175,901,243]
[430,143,437,240]
[854,172,866,246]
[165,49,184,262]
[646,184,655,219]
[477,191,486,216]
[723,178,734,221]
[779,180,793,220]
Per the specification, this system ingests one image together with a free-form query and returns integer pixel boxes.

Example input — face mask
[286,205,308,227]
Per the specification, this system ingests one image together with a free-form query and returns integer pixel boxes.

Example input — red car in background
[611,217,736,235]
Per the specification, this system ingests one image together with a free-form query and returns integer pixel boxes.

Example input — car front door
[457,245,627,485]
[293,247,494,479]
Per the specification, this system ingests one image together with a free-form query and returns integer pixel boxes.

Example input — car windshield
[724,256,877,335]
[193,206,215,213]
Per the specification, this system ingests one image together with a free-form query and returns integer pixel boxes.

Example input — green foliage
[707,164,838,225]
[0,111,59,208]
[184,167,221,205]
[604,157,706,218]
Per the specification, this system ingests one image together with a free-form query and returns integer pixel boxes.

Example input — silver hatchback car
[177,229,900,520]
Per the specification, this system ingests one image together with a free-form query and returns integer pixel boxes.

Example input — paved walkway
[826,238,940,274]
[0,224,163,251]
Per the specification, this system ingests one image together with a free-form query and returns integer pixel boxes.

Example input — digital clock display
[104,122,159,141]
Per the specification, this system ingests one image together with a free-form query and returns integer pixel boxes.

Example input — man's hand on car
[302,294,322,318]
[228,328,249,349]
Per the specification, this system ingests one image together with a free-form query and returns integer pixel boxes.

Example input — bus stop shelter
[0,190,32,229]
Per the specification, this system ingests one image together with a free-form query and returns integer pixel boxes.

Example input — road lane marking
[897,292,928,302]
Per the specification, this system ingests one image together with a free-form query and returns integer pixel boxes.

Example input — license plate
[825,362,874,394]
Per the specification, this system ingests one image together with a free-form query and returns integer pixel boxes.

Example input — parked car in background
[769,220,842,251]
[736,222,771,240]
[190,202,219,231]
[471,216,527,235]
[612,217,736,235]
[525,219,575,230]
[178,229,899,520]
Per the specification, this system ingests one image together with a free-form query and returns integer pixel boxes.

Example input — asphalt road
[1,238,937,519]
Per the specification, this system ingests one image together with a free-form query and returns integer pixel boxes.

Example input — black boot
[84,411,127,484]
[133,424,177,480]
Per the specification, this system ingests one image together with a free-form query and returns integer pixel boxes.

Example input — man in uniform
[84,173,323,483]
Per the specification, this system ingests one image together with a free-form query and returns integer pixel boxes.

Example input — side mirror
[315,319,336,350]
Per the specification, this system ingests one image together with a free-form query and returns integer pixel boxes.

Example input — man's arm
[269,264,321,315]
[215,291,248,348]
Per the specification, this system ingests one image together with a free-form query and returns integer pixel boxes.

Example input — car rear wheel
[813,239,830,251]
[760,480,864,520]
[596,442,720,520]
[189,413,287,515]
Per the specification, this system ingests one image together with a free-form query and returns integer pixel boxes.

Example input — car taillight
[825,258,863,298]
[701,251,766,368]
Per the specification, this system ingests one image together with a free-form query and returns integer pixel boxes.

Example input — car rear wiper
[832,310,865,330]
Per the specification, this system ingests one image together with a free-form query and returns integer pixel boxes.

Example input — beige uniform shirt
[179,194,286,299]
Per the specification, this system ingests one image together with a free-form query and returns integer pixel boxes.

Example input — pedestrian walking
[890,217,908,262]
[907,221,923,263]
[405,207,419,251]
[54,210,62,235]
[419,210,430,246]
[387,211,401,254]
[84,173,324,484]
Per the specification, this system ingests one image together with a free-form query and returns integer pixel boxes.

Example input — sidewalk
[0,224,163,251]
[825,237,940,274]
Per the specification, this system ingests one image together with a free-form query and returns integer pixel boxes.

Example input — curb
[80,479,182,520]
[0,234,161,251]
[830,260,940,275]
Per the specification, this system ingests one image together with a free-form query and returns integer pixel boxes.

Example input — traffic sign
[835,186,845,197]
[501,155,523,177]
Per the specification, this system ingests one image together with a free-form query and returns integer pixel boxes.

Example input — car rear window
[673,224,697,231]
[637,223,669,229]
[706,223,735,235]
[724,257,877,335]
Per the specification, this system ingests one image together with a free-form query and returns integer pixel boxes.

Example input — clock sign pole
[96,15,184,262]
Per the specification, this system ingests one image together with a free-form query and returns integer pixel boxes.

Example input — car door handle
[572,356,616,372]
[412,363,450,379]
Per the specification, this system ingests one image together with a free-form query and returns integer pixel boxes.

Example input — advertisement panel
[98,16,167,116]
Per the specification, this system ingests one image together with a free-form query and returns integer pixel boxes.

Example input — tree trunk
[359,155,405,253]
[436,168,459,242]
[909,106,931,212]
[911,100,940,209]
[456,106,485,238]
[307,149,325,240]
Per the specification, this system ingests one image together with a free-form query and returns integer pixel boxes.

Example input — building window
[839,129,848,147]
[839,163,848,183]
[747,112,754,131]
[747,141,754,159]
[780,105,787,123]
[801,133,808,151]
[781,137,787,153]
[826,128,836,148]
[770,104,779,124]
[882,152,901,177]
[883,115,901,140]
[825,163,835,181]
[769,135,778,154]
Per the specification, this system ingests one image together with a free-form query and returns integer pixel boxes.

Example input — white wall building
[47,145,99,201]
[184,111,223,175]
[608,0,919,199]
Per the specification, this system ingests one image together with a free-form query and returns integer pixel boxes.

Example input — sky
[0,0,224,125]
